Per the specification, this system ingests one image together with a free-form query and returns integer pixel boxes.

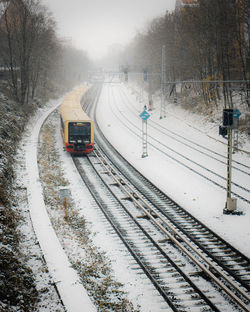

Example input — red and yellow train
[60,86,94,154]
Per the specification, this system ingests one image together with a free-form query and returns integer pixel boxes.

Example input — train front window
[69,122,91,143]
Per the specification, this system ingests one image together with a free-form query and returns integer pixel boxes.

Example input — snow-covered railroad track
[73,155,219,311]
[92,95,250,291]
[79,95,250,311]
[95,135,250,291]
[119,85,250,175]
[109,86,250,205]
[72,141,250,311]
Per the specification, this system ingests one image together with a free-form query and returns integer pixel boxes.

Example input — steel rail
[119,85,250,172]
[81,82,250,311]
[107,86,250,204]
[115,86,250,192]
[73,156,180,311]
[93,145,250,311]
[96,125,250,292]
[78,155,222,312]
[94,86,250,291]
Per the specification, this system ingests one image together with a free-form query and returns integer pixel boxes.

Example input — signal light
[223,109,233,127]
[219,125,227,137]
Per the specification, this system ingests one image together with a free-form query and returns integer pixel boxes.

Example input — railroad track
[108,85,250,205]
[72,145,249,311]
[73,83,250,311]
[119,85,250,172]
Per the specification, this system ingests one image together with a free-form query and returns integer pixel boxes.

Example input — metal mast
[160,45,166,119]
[141,119,148,158]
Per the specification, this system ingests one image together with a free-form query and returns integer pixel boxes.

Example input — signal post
[140,108,150,158]
[221,109,242,215]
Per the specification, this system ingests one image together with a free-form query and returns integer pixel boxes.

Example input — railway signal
[220,108,242,215]
[140,107,150,158]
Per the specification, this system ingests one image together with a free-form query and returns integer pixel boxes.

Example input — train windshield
[69,122,91,143]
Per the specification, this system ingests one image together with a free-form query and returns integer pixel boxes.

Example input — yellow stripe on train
[60,86,94,154]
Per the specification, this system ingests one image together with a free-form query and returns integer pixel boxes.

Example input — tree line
[0,0,92,109]
[120,0,250,108]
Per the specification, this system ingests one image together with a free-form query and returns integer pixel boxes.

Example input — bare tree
[28,5,59,100]
[0,0,60,107]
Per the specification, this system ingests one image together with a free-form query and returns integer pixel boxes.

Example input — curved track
[74,83,250,311]
[105,84,250,205]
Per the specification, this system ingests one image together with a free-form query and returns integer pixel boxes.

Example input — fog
[42,0,176,60]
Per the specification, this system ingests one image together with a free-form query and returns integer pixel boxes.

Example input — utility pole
[160,45,166,119]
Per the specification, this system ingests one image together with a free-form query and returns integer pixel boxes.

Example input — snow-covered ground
[18,99,96,312]
[25,103,96,312]
[16,82,250,311]
[96,82,250,257]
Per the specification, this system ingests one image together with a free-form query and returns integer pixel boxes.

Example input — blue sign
[233,109,241,119]
[140,110,150,120]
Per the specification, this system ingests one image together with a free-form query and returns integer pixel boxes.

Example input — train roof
[60,86,92,122]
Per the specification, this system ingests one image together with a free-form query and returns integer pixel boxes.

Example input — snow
[55,134,166,311]
[24,101,96,312]
[96,82,250,257]
[18,81,250,311]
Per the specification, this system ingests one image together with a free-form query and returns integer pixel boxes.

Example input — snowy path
[24,101,96,312]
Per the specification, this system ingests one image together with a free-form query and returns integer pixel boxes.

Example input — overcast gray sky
[41,0,176,60]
